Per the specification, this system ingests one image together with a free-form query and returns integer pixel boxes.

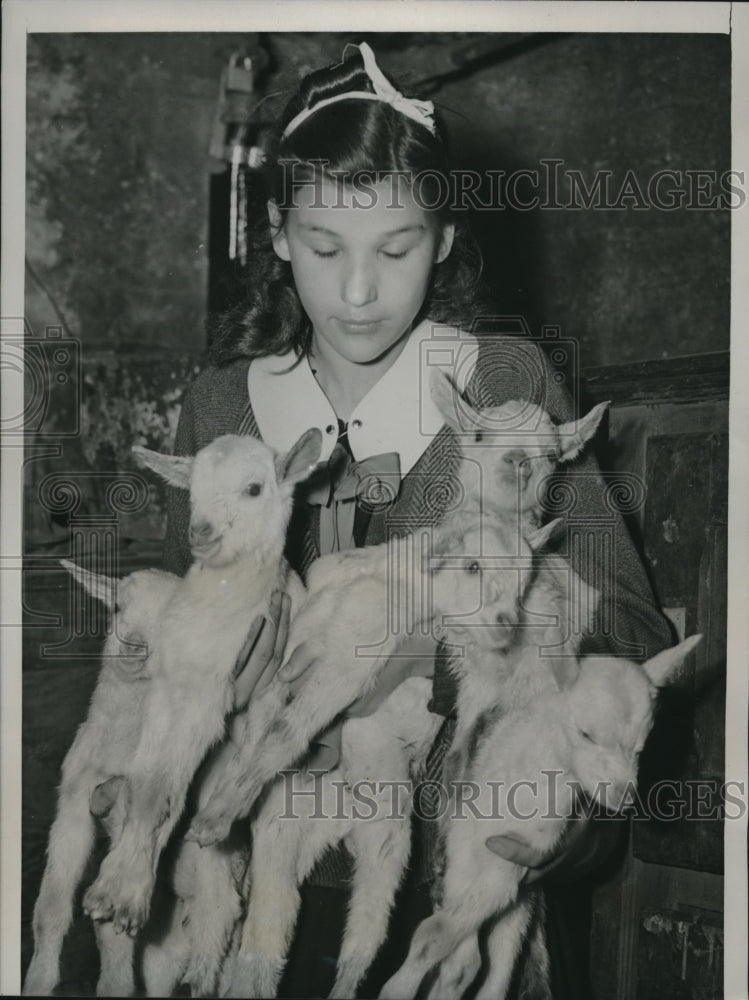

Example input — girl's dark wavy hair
[210,45,486,366]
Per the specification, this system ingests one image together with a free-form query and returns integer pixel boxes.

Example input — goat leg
[330,814,411,999]
[23,782,97,996]
[225,771,348,998]
[188,660,381,846]
[84,676,232,934]
[94,920,136,997]
[474,894,548,1000]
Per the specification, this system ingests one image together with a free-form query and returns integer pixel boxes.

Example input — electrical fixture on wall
[207,38,271,321]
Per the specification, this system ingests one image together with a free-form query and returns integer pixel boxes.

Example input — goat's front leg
[188,659,378,847]
[84,678,231,934]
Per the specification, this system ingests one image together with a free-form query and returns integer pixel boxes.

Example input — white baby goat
[428,372,609,796]
[429,369,609,530]
[82,429,322,937]
[423,375,611,998]
[222,676,441,999]
[185,511,552,850]
[23,561,179,997]
[380,634,701,1000]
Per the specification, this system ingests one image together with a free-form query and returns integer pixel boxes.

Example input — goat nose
[190,520,214,543]
[503,450,531,487]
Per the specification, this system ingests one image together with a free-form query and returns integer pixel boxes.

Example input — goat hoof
[84,872,149,936]
[83,881,115,923]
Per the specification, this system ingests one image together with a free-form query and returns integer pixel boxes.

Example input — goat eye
[579,729,594,743]
[113,602,121,615]
[474,431,484,443]
[466,560,480,574]
[244,483,262,497]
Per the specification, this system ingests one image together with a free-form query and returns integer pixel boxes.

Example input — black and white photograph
[2,3,746,998]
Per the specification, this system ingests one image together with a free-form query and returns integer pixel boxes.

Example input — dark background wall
[26,31,730,370]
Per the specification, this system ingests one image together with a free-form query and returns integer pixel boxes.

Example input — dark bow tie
[303,448,402,554]
[304,449,402,510]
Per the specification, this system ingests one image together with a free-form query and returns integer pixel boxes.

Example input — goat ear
[60,559,117,610]
[277,427,323,485]
[132,445,193,489]
[526,517,565,551]
[642,633,702,688]
[90,775,127,818]
[430,368,478,431]
[556,401,610,462]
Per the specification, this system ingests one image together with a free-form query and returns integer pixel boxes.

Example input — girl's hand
[485,817,605,885]
[232,590,291,710]
[278,632,438,717]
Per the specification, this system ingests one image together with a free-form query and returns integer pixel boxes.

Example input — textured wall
[255,32,731,366]
[26,31,730,370]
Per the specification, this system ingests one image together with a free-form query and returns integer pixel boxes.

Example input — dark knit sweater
[163,333,673,889]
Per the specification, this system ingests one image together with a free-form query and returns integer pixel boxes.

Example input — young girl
[164,42,673,999]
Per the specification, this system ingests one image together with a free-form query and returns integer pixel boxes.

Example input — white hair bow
[281,41,436,140]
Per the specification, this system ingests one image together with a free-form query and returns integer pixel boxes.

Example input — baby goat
[82,429,321,937]
[186,513,552,849]
[424,375,612,997]
[429,373,608,802]
[23,562,179,997]
[429,369,609,530]
[379,634,702,1000]
[222,676,441,999]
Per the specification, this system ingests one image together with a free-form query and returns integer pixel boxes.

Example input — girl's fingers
[484,834,547,870]
[287,657,321,697]
[233,591,285,708]
[485,818,592,884]
[231,613,266,681]
[274,592,291,659]
[257,592,292,692]
[277,641,315,683]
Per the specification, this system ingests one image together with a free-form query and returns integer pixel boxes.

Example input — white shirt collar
[248,318,479,475]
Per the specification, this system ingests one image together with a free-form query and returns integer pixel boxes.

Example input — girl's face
[269,177,454,365]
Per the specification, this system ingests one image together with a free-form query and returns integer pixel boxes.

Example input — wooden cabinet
[583,353,728,1000]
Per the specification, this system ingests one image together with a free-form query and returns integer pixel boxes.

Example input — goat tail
[23,783,97,996]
